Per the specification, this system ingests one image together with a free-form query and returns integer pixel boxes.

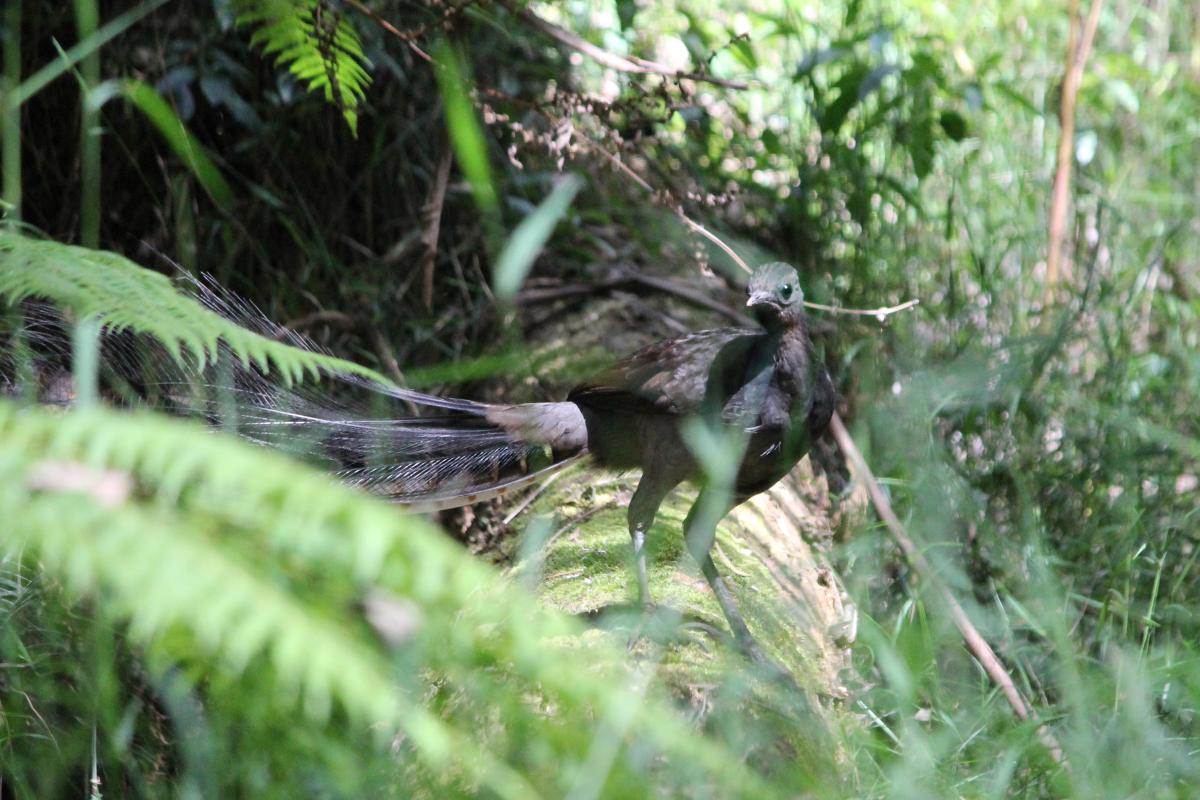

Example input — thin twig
[518,272,754,325]
[1046,0,1103,293]
[502,468,564,525]
[496,0,750,90]
[675,212,753,274]
[368,327,409,388]
[539,499,620,554]
[343,0,432,62]
[578,137,758,277]
[802,298,921,319]
[626,272,754,324]
[828,412,1066,765]
[420,145,453,310]
[280,309,357,332]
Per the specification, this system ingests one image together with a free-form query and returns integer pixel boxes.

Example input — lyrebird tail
[5,270,591,510]
[305,399,589,510]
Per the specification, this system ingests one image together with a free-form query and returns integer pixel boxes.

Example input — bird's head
[745,262,804,329]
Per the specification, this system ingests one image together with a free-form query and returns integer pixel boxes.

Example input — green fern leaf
[0,403,543,798]
[0,230,389,386]
[0,400,772,797]
[233,0,372,134]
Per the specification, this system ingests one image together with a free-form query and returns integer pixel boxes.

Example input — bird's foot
[625,604,726,653]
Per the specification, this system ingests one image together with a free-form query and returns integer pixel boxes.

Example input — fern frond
[233,0,372,134]
[0,403,539,798]
[0,230,388,385]
[0,401,773,797]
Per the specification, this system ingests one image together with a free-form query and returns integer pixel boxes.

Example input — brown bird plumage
[561,262,835,663]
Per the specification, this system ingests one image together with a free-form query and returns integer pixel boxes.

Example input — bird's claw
[625,604,722,653]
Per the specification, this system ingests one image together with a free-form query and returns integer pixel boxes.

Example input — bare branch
[420,146,453,310]
[279,309,357,332]
[675,212,753,273]
[583,136,921,318]
[343,0,432,62]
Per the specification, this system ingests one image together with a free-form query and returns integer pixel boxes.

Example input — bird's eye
[779,283,793,300]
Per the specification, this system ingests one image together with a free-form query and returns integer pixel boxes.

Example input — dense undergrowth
[2,0,1198,797]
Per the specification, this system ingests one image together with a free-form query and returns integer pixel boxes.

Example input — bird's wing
[568,328,764,417]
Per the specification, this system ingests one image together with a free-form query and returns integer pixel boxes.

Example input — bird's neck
[762,312,813,349]
[769,315,816,396]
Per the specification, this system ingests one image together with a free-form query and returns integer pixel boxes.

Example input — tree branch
[420,145,453,310]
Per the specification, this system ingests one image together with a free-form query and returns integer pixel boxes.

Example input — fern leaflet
[0,229,388,385]
[233,0,372,134]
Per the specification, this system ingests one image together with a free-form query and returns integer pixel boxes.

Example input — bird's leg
[627,478,673,609]
[632,528,651,609]
[682,492,790,679]
[626,477,691,650]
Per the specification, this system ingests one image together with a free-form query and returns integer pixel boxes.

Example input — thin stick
[343,0,432,62]
[675,213,753,274]
[420,145,453,310]
[579,139,756,274]
[828,412,1066,765]
[627,272,753,325]
[502,468,563,525]
[369,327,408,387]
[802,298,921,319]
[1046,0,1103,292]
[590,143,920,318]
[3,0,22,220]
[279,309,356,332]
[578,138,758,278]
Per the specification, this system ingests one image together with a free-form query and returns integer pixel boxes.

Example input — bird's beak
[746,291,772,308]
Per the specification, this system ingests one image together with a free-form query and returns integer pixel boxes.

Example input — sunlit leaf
[233,0,371,135]
[433,40,499,218]
[493,175,583,301]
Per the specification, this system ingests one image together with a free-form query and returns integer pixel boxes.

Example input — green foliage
[233,0,371,134]
[433,40,500,219]
[543,0,1200,794]
[0,401,552,796]
[0,229,386,384]
[6,0,1200,795]
[0,396,785,797]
